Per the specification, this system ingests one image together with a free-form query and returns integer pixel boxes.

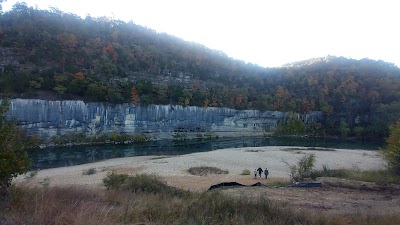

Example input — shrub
[132,133,150,143]
[240,169,251,175]
[103,173,129,190]
[24,134,43,149]
[382,120,400,174]
[172,132,187,141]
[82,168,97,175]
[103,173,191,198]
[0,100,31,197]
[284,153,316,182]
[188,166,228,176]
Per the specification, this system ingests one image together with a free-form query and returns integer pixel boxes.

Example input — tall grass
[311,166,400,184]
[179,191,313,225]
[3,174,400,225]
[5,185,118,225]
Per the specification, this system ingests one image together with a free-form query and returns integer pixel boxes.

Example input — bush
[103,173,191,198]
[188,166,228,176]
[82,168,97,175]
[132,133,150,143]
[382,120,400,174]
[103,173,129,190]
[285,153,316,182]
[172,132,187,141]
[0,100,31,197]
[240,169,251,175]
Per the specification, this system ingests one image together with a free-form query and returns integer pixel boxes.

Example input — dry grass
[311,167,400,184]
[322,214,400,225]
[5,185,118,225]
[188,166,229,176]
[2,174,400,225]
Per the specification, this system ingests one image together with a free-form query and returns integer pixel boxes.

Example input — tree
[338,121,350,138]
[382,120,400,174]
[0,100,30,196]
[130,85,140,104]
[353,126,365,139]
[275,114,306,135]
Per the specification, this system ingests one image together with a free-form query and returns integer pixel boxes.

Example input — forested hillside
[1,3,400,139]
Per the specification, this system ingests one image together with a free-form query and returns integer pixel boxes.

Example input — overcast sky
[3,0,399,68]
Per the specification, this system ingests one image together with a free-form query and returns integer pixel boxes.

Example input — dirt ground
[162,175,400,216]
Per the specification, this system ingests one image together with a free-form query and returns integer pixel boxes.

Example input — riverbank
[15,146,386,191]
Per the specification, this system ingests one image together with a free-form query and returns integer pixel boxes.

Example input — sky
[2,0,399,68]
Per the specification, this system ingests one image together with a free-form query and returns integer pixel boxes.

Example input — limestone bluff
[5,99,322,141]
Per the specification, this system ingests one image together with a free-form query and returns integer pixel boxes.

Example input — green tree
[0,100,31,196]
[338,121,350,138]
[382,120,400,174]
[306,121,323,137]
[353,126,365,139]
[275,115,306,135]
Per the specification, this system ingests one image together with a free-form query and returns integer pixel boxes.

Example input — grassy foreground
[1,173,399,225]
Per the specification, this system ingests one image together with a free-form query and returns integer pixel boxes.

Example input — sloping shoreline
[15,146,386,191]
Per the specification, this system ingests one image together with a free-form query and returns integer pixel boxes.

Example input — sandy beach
[15,146,386,191]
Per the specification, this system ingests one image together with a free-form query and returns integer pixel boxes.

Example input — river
[28,137,384,170]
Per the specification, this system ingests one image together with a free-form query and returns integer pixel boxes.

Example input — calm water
[28,137,384,170]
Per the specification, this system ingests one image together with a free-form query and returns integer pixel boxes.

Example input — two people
[255,167,269,179]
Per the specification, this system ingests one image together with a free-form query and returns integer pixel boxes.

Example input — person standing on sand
[264,167,269,179]
[257,167,263,179]
[254,169,257,179]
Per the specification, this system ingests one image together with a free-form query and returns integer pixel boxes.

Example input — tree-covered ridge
[0,3,267,102]
[0,3,400,139]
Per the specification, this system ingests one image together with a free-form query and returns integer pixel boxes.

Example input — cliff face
[5,99,322,140]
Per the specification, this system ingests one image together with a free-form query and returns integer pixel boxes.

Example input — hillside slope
[1,3,400,139]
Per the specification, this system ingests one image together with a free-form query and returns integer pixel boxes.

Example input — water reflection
[28,137,383,170]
